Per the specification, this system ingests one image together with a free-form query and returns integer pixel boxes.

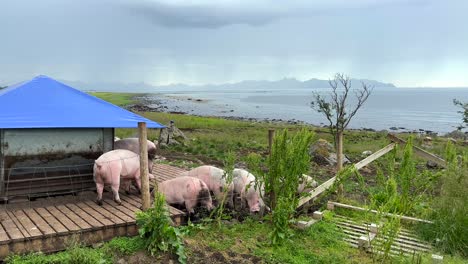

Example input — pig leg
[226,190,234,209]
[184,196,197,215]
[121,180,131,194]
[134,175,142,194]
[95,182,104,206]
[111,182,122,205]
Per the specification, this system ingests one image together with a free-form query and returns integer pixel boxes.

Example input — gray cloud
[0,0,467,87]
[126,2,277,28]
[122,0,434,29]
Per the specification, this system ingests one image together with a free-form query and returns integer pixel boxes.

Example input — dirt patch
[114,250,177,264]
[188,247,264,264]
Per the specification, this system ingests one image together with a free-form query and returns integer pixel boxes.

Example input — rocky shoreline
[127,94,467,138]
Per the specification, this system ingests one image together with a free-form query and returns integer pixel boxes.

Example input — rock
[426,160,439,169]
[362,150,373,156]
[117,258,126,264]
[159,121,188,147]
[422,136,433,148]
[445,130,467,140]
[309,139,350,166]
[92,242,104,249]
[447,137,457,144]
[424,136,432,142]
[390,127,398,130]
[360,166,372,174]
[326,153,351,166]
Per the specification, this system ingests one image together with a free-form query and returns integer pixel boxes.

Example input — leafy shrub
[136,191,187,263]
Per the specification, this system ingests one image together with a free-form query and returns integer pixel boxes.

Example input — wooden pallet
[332,214,432,257]
[0,163,188,259]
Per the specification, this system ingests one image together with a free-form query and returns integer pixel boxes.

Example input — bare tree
[311,73,373,171]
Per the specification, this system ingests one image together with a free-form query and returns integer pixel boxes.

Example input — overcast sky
[1,0,467,87]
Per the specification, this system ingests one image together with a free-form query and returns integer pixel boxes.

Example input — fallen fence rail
[297,142,397,209]
[387,133,446,168]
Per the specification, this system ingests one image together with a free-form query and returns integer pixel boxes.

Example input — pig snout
[249,202,261,214]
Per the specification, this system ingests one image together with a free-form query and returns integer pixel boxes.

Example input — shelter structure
[0,75,164,201]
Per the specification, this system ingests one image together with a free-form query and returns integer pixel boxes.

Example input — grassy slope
[88,92,139,106]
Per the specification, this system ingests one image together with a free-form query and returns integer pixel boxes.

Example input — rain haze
[1,0,468,87]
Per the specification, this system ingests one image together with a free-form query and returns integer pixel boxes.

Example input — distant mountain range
[62,77,396,92]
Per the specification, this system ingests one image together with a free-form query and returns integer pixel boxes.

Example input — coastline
[128,93,464,137]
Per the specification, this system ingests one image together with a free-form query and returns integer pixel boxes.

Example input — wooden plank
[83,201,126,226]
[109,196,140,220]
[45,206,81,232]
[373,239,429,254]
[65,204,103,229]
[297,176,336,208]
[121,193,184,217]
[22,208,55,236]
[35,208,68,234]
[387,134,446,168]
[100,198,135,222]
[335,221,370,233]
[328,202,433,224]
[0,211,23,240]
[354,143,396,170]
[55,205,91,230]
[0,219,10,242]
[74,202,113,227]
[168,206,185,216]
[5,211,30,238]
[117,195,142,215]
[121,194,142,210]
[12,210,42,237]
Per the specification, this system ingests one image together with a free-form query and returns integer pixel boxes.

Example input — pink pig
[93,149,154,206]
[114,138,157,173]
[178,165,234,207]
[232,168,266,214]
[158,176,214,214]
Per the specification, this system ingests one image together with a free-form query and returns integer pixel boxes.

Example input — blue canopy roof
[0,75,165,129]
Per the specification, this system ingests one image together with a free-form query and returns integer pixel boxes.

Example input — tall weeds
[213,151,236,226]
[247,128,314,245]
[419,141,468,257]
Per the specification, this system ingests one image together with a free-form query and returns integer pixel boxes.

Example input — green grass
[89,92,140,106]
[5,237,146,264]
[5,244,111,264]
[187,217,371,264]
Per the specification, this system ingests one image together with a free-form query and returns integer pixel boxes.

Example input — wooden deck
[0,163,188,259]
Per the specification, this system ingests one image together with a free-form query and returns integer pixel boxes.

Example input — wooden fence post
[138,122,150,210]
[268,129,275,155]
